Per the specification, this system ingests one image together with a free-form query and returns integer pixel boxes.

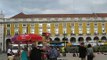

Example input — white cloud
[41,9,68,14]
[0,0,107,17]
[92,0,106,5]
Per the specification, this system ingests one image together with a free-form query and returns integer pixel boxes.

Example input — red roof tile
[11,12,107,18]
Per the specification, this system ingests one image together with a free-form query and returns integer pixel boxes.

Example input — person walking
[61,47,66,57]
[48,46,59,60]
[87,44,94,60]
[29,46,43,60]
[78,42,87,60]
[20,48,28,60]
[7,48,14,60]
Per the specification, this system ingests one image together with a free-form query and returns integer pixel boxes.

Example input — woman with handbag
[87,44,95,60]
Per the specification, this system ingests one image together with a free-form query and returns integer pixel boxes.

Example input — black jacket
[78,46,87,58]
[30,47,43,60]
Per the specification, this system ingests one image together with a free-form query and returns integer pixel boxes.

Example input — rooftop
[11,12,107,18]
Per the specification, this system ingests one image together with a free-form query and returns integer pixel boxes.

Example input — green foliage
[65,45,107,53]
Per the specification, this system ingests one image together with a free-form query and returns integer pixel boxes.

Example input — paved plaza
[0,53,107,60]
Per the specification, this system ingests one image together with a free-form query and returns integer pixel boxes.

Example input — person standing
[87,44,94,60]
[78,42,87,60]
[21,48,28,60]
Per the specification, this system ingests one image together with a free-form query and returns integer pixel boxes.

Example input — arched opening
[62,37,68,42]
[86,37,92,42]
[45,38,53,42]
[6,39,11,51]
[101,36,106,41]
[78,37,84,42]
[93,36,99,41]
[49,38,52,42]
[70,37,76,43]
[54,37,60,42]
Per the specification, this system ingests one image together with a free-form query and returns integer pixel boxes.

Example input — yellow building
[4,13,107,44]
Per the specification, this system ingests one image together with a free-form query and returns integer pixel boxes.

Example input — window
[63,28,66,33]
[14,28,19,34]
[39,29,42,35]
[23,24,27,27]
[72,30,74,34]
[55,23,58,28]
[79,23,82,26]
[7,24,10,27]
[94,23,97,26]
[87,23,90,28]
[102,28,105,33]
[71,23,74,26]
[31,28,34,34]
[79,27,82,34]
[79,30,82,34]
[22,28,27,34]
[14,24,19,27]
[94,28,98,34]
[47,23,50,29]
[94,23,97,28]
[63,23,66,28]
[39,24,42,27]
[30,24,35,27]
[47,29,50,33]
[55,29,58,34]
[87,28,90,34]
[87,31,90,34]
[7,29,10,35]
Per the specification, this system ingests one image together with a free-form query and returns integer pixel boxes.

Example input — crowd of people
[7,42,95,60]
[78,43,94,60]
[7,44,60,60]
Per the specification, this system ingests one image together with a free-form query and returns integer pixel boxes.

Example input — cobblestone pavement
[58,53,107,60]
[0,53,7,60]
[0,53,107,60]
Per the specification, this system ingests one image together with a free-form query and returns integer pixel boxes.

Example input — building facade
[1,12,107,51]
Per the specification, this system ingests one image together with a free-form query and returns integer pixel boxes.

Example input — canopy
[11,34,43,43]
[17,34,31,41]
[28,34,43,42]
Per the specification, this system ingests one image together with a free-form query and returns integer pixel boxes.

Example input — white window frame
[55,28,58,34]
[14,28,19,34]
[30,28,34,34]
[39,23,42,28]
[14,24,19,27]
[63,23,66,28]
[47,29,51,33]
[55,23,59,28]
[30,23,35,27]
[22,28,27,34]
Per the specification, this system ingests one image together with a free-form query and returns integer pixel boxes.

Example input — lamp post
[63,31,66,47]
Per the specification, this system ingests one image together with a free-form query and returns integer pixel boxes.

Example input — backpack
[48,48,58,58]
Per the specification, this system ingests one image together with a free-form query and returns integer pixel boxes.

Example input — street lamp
[63,31,67,47]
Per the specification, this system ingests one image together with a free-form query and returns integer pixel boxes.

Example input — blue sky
[0,0,107,17]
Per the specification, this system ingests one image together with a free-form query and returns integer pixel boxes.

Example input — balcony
[71,33,76,36]
[86,33,91,35]
[79,34,83,36]
[94,33,99,35]
[102,33,106,35]
[55,34,59,36]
